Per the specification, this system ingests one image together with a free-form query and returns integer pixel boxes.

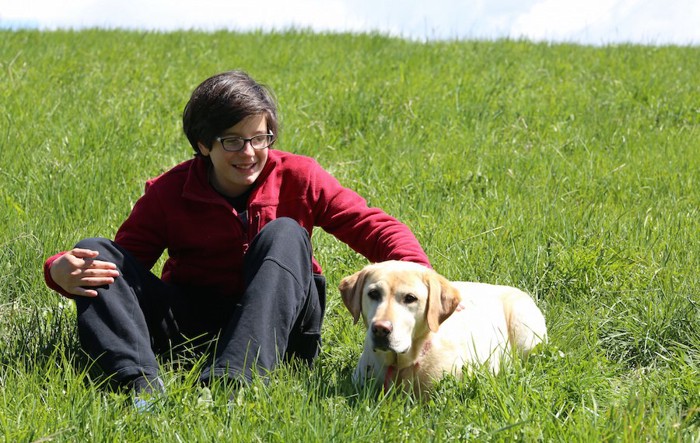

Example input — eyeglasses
[215,133,275,152]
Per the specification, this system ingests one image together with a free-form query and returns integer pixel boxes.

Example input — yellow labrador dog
[339,261,547,395]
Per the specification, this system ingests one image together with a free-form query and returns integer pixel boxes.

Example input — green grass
[1,29,699,441]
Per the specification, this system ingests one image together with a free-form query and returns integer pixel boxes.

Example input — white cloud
[0,0,363,32]
[1,0,698,45]
[512,0,625,41]
[511,0,700,45]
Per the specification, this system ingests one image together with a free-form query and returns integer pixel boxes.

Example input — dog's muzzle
[371,320,393,351]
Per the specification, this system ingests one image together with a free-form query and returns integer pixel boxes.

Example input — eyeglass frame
[215,132,276,152]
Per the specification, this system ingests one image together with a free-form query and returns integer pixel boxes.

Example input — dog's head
[339,261,461,354]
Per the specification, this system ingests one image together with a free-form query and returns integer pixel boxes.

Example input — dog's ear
[339,269,367,324]
[425,271,461,332]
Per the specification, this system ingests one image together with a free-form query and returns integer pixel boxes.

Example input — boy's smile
[198,114,270,198]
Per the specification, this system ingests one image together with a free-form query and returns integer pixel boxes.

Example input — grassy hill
[1,29,698,441]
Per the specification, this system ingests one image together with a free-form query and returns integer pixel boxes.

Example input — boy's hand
[49,248,120,297]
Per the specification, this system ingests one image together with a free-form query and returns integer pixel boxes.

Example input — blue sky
[1,0,698,46]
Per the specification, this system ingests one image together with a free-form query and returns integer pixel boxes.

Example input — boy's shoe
[130,375,165,412]
[196,386,214,409]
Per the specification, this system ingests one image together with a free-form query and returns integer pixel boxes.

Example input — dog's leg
[352,339,385,388]
[505,293,548,356]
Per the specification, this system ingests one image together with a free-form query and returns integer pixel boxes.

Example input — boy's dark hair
[183,70,279,155]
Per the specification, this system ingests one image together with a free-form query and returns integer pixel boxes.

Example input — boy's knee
[75,237,112,251]
[256,218,310,253]
[245,218,314,284]
[74,237,128,263]
[262,217,307,239]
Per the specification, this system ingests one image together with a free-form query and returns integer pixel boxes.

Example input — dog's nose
[371,320,393,337]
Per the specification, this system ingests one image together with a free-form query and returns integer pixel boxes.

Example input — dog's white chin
[373,344,411,354]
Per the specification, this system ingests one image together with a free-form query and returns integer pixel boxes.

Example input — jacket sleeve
[43,251,74,298]
[43,182,167,298]
[309,161,431,267]
[113,182,168,271]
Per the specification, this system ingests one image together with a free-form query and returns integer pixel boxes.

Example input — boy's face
[198,114,270,198]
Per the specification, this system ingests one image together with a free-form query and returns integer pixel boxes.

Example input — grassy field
[1,29,698,441]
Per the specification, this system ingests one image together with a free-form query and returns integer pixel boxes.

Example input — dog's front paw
[352,364,371,386]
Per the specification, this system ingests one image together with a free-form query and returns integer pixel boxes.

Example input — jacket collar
[181,151,278,204]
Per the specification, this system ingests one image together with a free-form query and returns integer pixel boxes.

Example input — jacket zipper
[250,212,261,241]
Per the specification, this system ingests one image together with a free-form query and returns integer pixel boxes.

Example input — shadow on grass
[0,301,83,368]
[0,300,364,402]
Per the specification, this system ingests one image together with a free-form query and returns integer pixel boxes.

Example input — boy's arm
[310,162,430,267]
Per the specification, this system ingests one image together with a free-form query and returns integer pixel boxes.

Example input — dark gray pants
[73,217,326,386]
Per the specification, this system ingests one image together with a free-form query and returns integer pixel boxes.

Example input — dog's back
[428,282,547,377]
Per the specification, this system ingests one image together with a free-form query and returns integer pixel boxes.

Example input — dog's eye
[367,289,381,300]
[403,294,418,304]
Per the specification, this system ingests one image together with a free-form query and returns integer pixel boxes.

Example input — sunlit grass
[1,29,699,441]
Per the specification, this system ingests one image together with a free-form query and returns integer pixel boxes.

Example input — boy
[44,70,430,400]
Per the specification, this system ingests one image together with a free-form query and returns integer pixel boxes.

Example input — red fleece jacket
[44,150,430,297]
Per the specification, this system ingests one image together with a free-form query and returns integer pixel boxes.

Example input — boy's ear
[198,142,210,156]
